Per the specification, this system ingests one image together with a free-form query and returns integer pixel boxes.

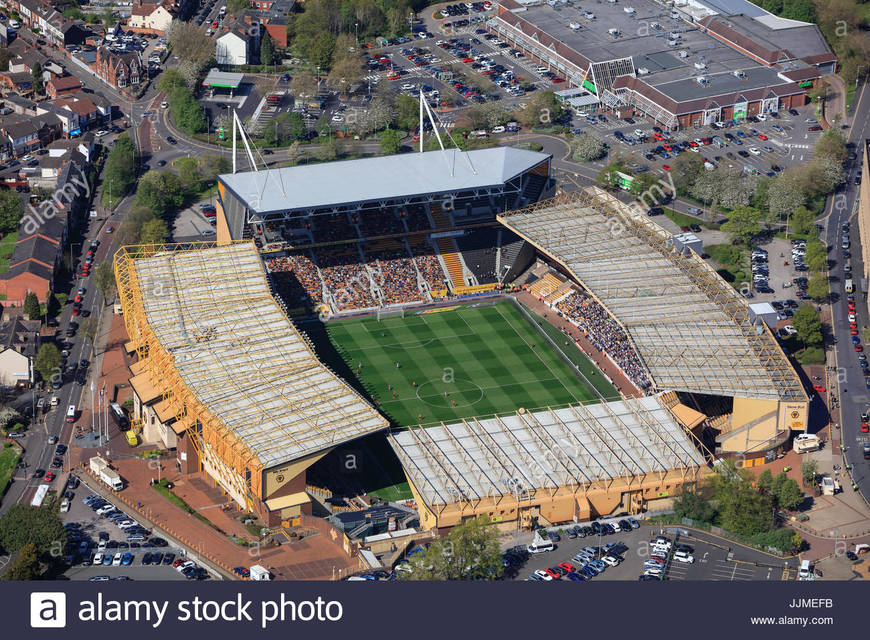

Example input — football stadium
[116,145,810,532]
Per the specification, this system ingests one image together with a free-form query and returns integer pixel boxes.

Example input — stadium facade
[489,0,835,129]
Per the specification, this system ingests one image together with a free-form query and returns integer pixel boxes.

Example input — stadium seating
[456,228,499,285]
[364,241,426,305]
[557,290,652,391]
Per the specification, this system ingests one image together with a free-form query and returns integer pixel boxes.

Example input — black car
[56,444,67,455]
[162,553,175,565]
[152,552,164,564]
[75,372,86,385]
[689,224,702,233]
[166,136,177,145]
[150,537,168,547]
[142,552,153,565]
[788,109,799,116]
[590,522,603,535]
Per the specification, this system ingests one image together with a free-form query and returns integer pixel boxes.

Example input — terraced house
[94,47,143,90]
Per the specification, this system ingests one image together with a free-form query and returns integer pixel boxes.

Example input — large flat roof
[218,146,551,215]
[129,242,388,468]
[388,395,706,507]
[203,68,244,88]
[498,188,807,402]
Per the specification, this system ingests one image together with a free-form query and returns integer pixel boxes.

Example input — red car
[544,567,562,579]
[552,77,565,83]
[388,74,400,80]
[852,329,859,335]
[856,344,864,352]
[758,133,768,140]
[462,57,474,63]
[662,144,673,151]
[862,423,869,433]
[812,384,826,392]
[44,472,55,482]
[662,164,671,171]
[653,132,664,141]
[851,322,858,329]
[558,562,576,573]
[687,140,698,147]
[74,294,83,303]
[72,307,80,317]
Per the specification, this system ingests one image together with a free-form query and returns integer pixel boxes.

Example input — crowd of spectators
[403,205,432,232]
[410,244,448,291]
[315,249,379,310]
[557,290,652,391]
[265,254,325,305]
[367,246,425,305]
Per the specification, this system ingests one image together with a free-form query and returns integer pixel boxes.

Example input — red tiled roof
[48,76,81,91]
[801,52,838,66]
[491,12,592,71]
[781,67,820,82]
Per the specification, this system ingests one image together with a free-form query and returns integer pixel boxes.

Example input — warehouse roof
[498,187,806,402]
[388,395,707,507]
[218,146,550,214]
[127,242,389,468]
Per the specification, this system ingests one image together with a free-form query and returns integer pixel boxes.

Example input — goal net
[376,307,406,322]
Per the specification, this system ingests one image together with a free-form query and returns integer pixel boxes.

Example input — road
[824,78,870,504]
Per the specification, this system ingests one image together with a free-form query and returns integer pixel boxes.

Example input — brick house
[94,47,143,90]
[46,75,82,99]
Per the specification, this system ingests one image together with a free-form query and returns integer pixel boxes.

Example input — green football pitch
[325,300,618,427]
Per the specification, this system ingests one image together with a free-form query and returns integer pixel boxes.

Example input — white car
[21,154,34,162]
[96,505,115,515]
[602,555,620,567]
[400,83,416,90]
[644,566,664,575]
[112,553,123,566]
[491,126,505,134]
[176,561,196,573]
[95,130,109,137]
[748,147,761,155]
[674,553,694,564]
[756,114,767,121]
[783,325,798,335]
[93,553,104,565]
[161,101,168,108]
[533,569,553,581]
[331,114,344,122]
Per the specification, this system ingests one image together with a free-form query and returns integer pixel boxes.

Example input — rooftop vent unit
[637,67,650,75]
[606,0,617,3]
[608,28,620,36]
[733,70,747,79]
[569,21,581,30]
[624,6,636,14]
[694,62,707,70]
[679,50,689,58]
[668,39,678,46]
[696,76,708,86]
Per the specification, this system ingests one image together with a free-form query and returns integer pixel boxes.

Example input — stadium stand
[364,241,426,305]
[557,289,653,392]
[456,227,500,285]
[315,248,380,311]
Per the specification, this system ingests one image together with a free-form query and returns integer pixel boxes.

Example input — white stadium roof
[218,146,551,214]
[388,395,707,507]
[131,242,388,468]
[498,188,806,402]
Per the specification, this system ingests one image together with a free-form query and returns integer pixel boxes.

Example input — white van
[673,550,694,563]
[66,405,76,423]
[793,433,820,453]
[526,538,555,554]
[798,559,813,580]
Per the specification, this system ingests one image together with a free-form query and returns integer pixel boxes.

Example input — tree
[168,85,207,135]
[688,169,720,209]
[776,477,804,510]
[400,516,503,580]
[792,303,823,346]
[801,460,818,488]
[260,31,276,66]
[814,128,848,164]
[770,470,787,498]
[671,154,705,194]
[672,487,715,523]
[309,32,336,70]
[102,134,137,203]
[328,55,364,95]
[379,128,401,154]
[316,138,338,162]
[804,240,827,273]
[757,469,774,493]
[720,205,763,246]
[806,275,829,301]
[227,0,248,12]
[23,292,41,321]
[0,185,24,235]
[364,95,397,133]
[31,61,44,95]
[780,0,816,24]
[33,343,61,385]
[767,171,806,221]
[199,154,231,185]
[514,90,564,128]
[790,206,815,236]
[156,68,185,93]
[572,132,607,162]
[3,542,40,580]
[140,217,169,244]
[94,260,115,303]
[175,156,201,190]
[0,503,67,556]
[394,93,418,132]
[135,171,185,217]
[167,20,215,87]
[79,317,98,346]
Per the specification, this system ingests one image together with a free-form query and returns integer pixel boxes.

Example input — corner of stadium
[115,143,810,540]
